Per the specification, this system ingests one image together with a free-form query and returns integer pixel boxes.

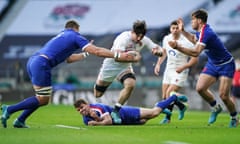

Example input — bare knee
[37,96,50,106]
[151,111,160,117]
[196,85,205,94]
[150,108,161,118]
[219,92,229,102]
[123,79,135,91]
[124,83,135,92]
[94,91,104,98]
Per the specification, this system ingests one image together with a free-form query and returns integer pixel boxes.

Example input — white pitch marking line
[55,124,87,130]
[162,141,190,144]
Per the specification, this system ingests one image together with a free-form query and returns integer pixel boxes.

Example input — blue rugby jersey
[196,24,232,65]
[35,29,89,67]
[83,103,113,125]
[82,103,142,125]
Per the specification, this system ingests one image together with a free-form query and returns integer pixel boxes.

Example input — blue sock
[156,95,177,109]
[7,96,39,114]
[18,106,39,123]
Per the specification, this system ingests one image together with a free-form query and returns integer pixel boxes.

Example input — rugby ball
[126,50,138,56]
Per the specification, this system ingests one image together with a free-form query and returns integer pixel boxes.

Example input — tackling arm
[114,51,142,62]
[84,44,136,62]
[66,52,89,63]
[168,41,204,57]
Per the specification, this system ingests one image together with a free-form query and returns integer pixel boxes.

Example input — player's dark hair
[133,20,147,35]
[74,98,88,108]
[170,20,178,26]
[65,20,80,29]
[192,9,208,23]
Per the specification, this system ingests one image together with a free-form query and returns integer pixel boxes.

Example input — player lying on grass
[74,92,187,125]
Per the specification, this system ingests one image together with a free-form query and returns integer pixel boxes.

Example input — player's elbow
[66,58,74,63]
[133,55,141,62]
[93,49,106,57]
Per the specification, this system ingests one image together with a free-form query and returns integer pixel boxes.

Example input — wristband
[83,52,89,58]
[114,52,121,59]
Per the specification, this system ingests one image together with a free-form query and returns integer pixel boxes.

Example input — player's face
[191,16,199,31]
[76,103,90,116]
[170,24,180,36]
[132,32,144,43]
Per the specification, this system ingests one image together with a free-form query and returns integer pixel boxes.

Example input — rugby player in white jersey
[154,20,198,124]
[94,20,163,124]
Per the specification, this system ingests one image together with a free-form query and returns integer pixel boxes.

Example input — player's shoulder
[113,32,132,48]
[118,31,131,37]
[115,31,131,41]
[202,24,215,35]
[142,35,154,43]
[179,34,189,41]
[163,33,172,41]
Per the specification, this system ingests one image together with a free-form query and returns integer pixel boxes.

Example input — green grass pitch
[0,104,239,144]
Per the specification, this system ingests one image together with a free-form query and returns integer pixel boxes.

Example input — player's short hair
[170,20,178,26]
[65,20,80,29]
[132,20,147,35]
[192,9,208,23]
[74,98,88,108]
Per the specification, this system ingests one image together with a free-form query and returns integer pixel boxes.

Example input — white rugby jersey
[163,34,194,70]
[102,31,158,69]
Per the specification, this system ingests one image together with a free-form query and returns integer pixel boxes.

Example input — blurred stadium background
[0,0,239,110]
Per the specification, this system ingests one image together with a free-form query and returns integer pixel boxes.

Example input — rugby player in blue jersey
[74,93,187,126]
[168,9,238,127]
[0,20,138,128]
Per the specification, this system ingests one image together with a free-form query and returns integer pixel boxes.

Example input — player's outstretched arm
[66,52,89,63]
[168,40,204,57]
[84,44,136,61]
[115,51,141,62]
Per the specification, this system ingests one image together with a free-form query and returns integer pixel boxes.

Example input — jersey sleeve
[162,36,168,49]
[112,34,129,51]
[94,103,111,117]
[75,34,90,51]
[197,25,211,47]
[142,36,158,50]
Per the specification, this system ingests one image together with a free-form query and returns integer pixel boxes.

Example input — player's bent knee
[196,86,205,93]
[36,95,51,106]
[124,84,135,92]
[152,111,160,117]
[219,93,229,102]
[95,92,104,98]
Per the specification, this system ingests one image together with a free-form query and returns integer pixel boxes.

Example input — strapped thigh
[119,73,136,84]
[94,84,108,93]
[35,86,52,97]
